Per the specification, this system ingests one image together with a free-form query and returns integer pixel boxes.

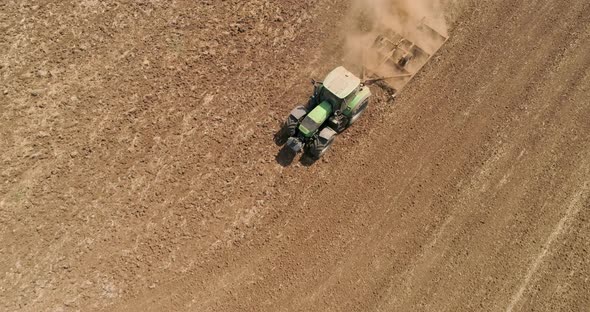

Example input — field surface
[1,0,589,311]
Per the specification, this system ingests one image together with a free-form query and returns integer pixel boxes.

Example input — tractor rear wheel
[348,99,369,126]
[308,127,337,159]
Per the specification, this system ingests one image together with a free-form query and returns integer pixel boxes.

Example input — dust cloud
[341,0,452,77]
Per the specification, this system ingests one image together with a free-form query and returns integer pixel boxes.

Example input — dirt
[1,0,589,311]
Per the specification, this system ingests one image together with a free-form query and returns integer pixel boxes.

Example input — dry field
[1,0,589,311]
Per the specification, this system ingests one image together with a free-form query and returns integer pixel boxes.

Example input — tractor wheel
[283,115,299,137]
[274,115,298,146]
[308,127,337,159]
[275,105,308,146]
[348,99,369,126]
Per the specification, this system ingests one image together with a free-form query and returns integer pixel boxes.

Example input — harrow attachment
[363,19,448,96]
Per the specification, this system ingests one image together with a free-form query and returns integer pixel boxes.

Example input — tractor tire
[348,99,369,126]
[275,115,298,146]
[283,115,299,137]
[275,105,308,146]
[308,127,337,159]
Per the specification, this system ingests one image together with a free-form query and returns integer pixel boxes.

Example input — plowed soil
[1,0,589,311]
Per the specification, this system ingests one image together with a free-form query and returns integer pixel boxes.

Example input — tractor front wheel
[275,105,308,146]
[308,127,337,159]
[275,115,298,146]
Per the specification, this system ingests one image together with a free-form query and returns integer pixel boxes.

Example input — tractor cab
[318,66,361,113]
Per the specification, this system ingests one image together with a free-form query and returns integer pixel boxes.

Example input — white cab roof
[323,66,361,99]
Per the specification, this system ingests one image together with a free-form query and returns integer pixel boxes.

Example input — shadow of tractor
[275,146,296,167]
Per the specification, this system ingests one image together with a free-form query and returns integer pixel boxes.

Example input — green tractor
[275,66,371,159]
[275,19,448,160]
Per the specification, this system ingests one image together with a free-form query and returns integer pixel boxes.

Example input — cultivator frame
[363,19,448,97]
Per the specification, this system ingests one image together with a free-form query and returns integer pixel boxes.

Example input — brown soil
[1,0,589,311]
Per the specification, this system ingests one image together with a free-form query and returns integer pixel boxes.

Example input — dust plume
[342,0,451,77]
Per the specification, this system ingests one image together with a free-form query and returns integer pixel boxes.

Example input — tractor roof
[323,66,361,99]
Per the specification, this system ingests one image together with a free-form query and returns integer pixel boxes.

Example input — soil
[1,0,589,311]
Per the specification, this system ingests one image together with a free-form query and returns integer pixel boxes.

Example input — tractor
[275,66,371,159]
[275,19,448,159]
